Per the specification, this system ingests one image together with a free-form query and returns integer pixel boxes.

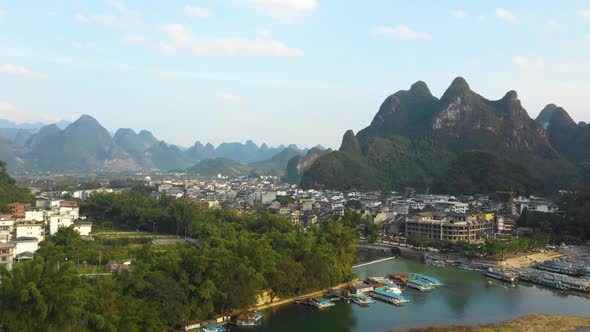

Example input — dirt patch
[497,252,562,268]
[503,315,590,332]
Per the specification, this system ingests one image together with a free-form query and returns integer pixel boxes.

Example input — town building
[405,212,494,243]
[0,242,15,271]
[15,223,45,242]
[73,222,93,236]
[8,202,30,218]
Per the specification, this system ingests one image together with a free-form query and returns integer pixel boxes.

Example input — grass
[390,315,590,332]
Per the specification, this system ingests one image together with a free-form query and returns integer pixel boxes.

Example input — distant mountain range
[0,115,318,174]
[0,119,71,149]
[188,148,303,177]
[300,77,589,195]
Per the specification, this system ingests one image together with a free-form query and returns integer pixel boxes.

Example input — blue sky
[1,0,589,149]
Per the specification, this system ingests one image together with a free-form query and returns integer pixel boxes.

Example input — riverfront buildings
[405,212,495,243]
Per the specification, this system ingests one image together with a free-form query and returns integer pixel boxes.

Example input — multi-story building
[59,201,80,219]
[405,212,494,243]
[0,242,15,271]
[24,209,45,222]
[0,215,14,243]
[49,215,75,235]
[8,202,30,218]
[15,223,45,242]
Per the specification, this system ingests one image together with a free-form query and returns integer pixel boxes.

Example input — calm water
[234,258,590,332]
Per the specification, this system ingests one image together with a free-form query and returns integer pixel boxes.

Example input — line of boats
[482,260,590,293]
[297,272,444,309]
[427,255,590,294]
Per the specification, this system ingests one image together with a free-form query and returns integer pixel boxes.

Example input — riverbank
[497,252,563,268]
[247,280,355,312]
[353,256,396,268]
[392,314,590,332]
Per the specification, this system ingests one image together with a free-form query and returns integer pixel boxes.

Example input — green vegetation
[188,148,302,178]
[414,236,548,259]
[363,215,380,243]
[248,148,302,176]
[335,209,380,243]
[0,161,33,211]
[276,195,294,206]
[518,187,590,242]
[345,199,362,210]
[301,78,580,194]
[0,191,357,331]
[433,151,544,195]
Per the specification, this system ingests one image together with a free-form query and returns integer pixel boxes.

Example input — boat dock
[406,278,433,291]
[484,269,518,284]
[369,289,410,306]
[295,297,335,309]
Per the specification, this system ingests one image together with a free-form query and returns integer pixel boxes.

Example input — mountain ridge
[2,114,316,173]
[301,77,581,194]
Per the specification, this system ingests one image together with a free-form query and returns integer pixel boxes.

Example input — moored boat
[352,295,375,306]
[236,311,263,327]
[201,323,226,332]
[406,279,433,291]
[484,269,518,284]
[369,289,410,306]
[296,297,335,309]
[410,273,444,287]
[388,273,411,286]
[382,286,402,294]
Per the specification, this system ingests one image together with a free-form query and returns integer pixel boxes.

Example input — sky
[0,0,590,149]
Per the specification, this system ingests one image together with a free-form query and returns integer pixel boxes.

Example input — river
[234,258,590,332]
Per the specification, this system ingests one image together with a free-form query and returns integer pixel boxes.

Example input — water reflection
[237,258,590,332]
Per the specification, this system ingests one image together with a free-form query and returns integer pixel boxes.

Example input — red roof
[60,201,78,208]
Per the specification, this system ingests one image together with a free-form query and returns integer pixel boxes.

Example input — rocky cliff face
[536,104,590,165]
[301,77,578,194]
[285,147,331,183]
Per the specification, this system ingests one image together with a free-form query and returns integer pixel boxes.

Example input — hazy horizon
[1,1,590,149]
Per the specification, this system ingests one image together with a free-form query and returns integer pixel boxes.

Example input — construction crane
[496,191,515,215]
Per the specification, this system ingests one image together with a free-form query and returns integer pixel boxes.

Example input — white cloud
[163,23,303,57]
[586,33,590,41]
[47,11,57,17]
[163,24,192,44]
[372,25,432,41]
[0,9,6,18]
[109,0,130,14]
[237,0,317,22]
[74,13,126,28]
[0,102,71,124]
[74,14,87,23]
[256,28,272,38]
[576,9,590,18]
[513,55,544,68]
[452,10,468,19]
[183,5,212,19]
[121,35,146,45]
[271,79,282,87]
[496,8,517,23]
[513,56,529,66]
[71,42,100,50]
[218,94,243,104]
[118,34,177,55]
[544,19,561,31]
[73,1,140,28]
[157,43,176,54]
[0,64,47,79]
